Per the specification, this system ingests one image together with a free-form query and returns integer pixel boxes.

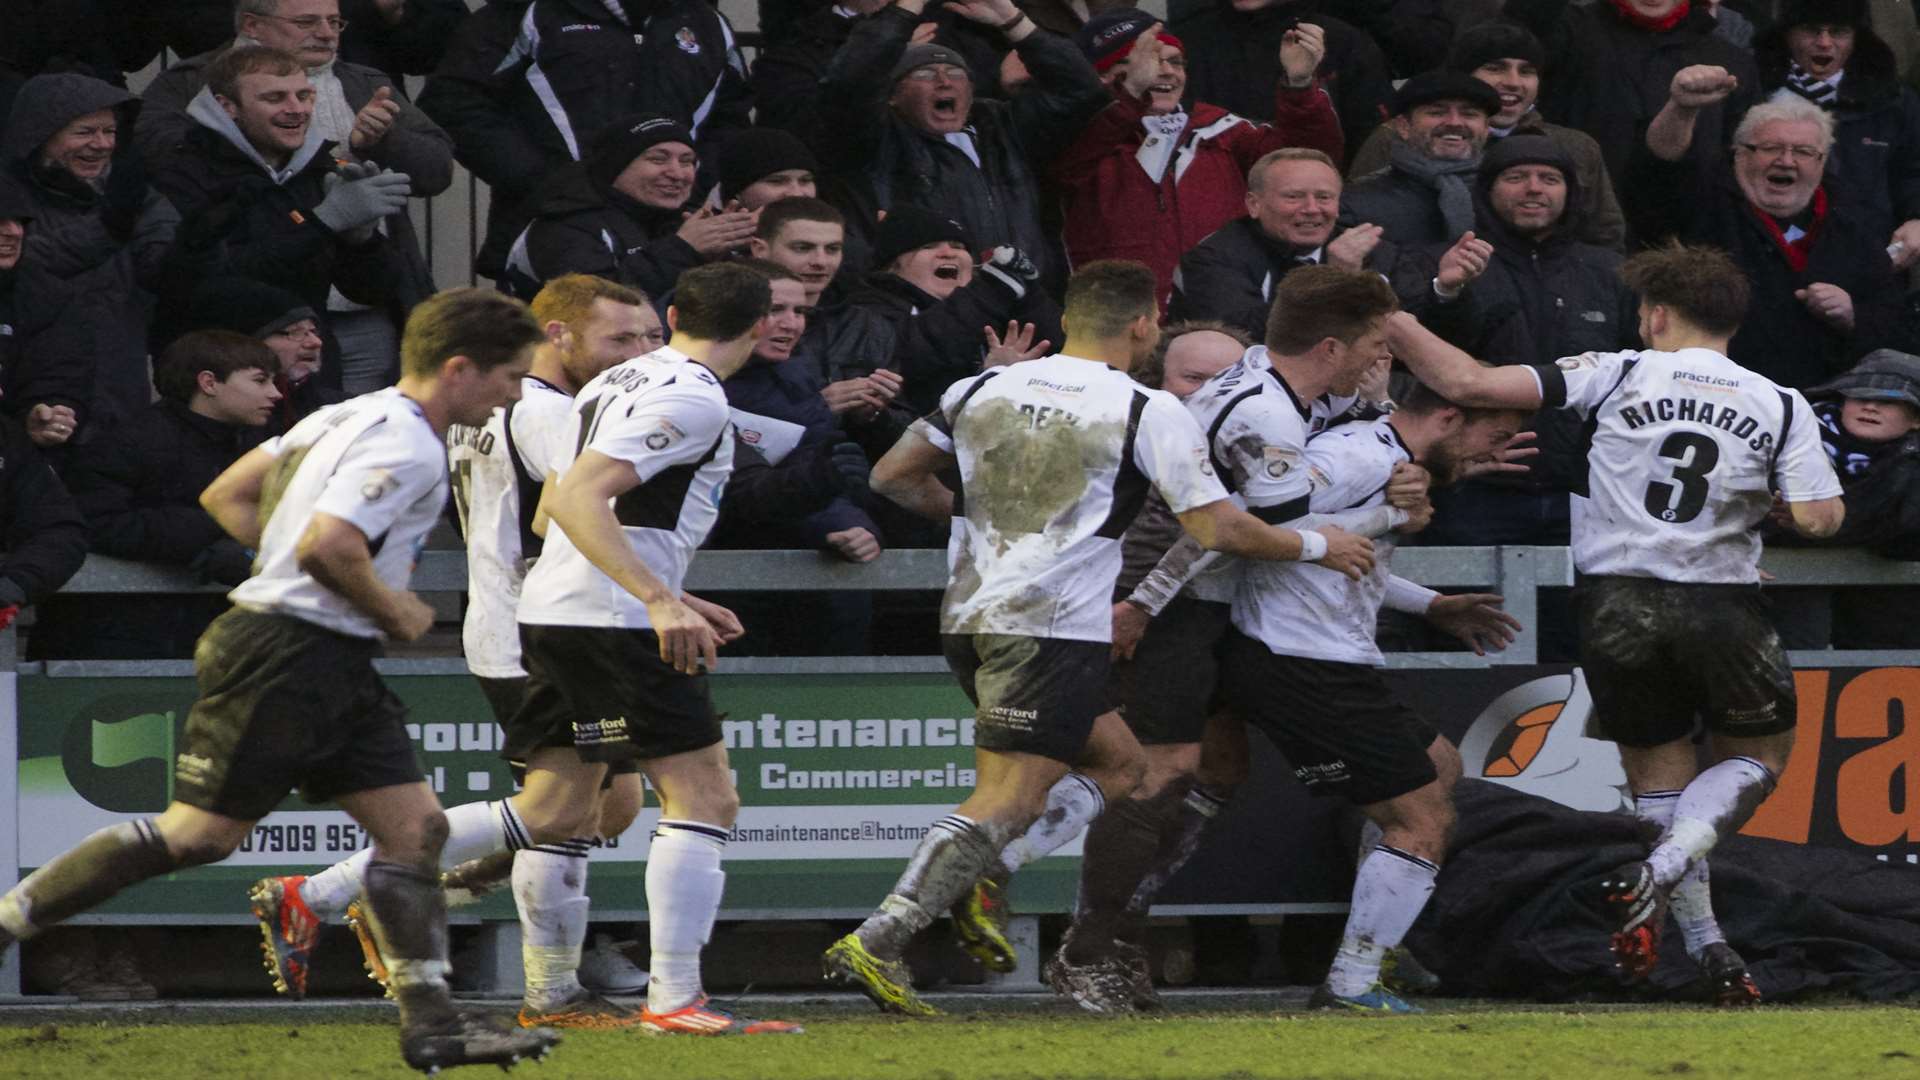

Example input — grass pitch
[2,995,1917,1079]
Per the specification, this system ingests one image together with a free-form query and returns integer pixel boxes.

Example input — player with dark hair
[0,287,555,1072]
[1386,241,1846,1004]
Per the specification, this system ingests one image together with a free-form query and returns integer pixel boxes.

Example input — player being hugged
[1385,242,1845,1005]
[0,290,555,1073]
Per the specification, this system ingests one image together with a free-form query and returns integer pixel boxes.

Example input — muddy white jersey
[1177,345,1357,603]
[1233,417,1408,665]
[518,348,734,630]
[448,376,573,678]
[913,353,1228,642]
[230,388,447,639]
[1531,347,1841,584]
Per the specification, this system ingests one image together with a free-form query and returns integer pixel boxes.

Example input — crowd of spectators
[0,0,1916,681]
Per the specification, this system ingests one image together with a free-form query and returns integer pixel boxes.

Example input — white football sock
[517,840,593,1010]
[1647,757,1775,890]
[644,820,729,1013]
[1326,846,1439,998]
[997,773,1104,877]
[299,799,527,919]
[1636,790,1725,958]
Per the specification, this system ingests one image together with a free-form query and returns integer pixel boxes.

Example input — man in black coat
[1169,0,1394,167]
[1168,147,1396,339]
[30,330,282,660]
[1755,0,1920,267]
[0,409,84,630]
[815,0,1108,292]
[148,46,411,391]
[1401,135,1638,545]
[1629,66,1904,389]
[1340,70,1500,251]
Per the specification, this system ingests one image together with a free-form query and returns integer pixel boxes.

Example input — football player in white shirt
[823,260,1376,1016]
[1386,243,1846,1004]
[1220,380,1533,1014]
[0,290,557,1073]
[251,276,667,1027]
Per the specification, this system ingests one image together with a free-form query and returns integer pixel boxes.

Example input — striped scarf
[1785,62,1841,107]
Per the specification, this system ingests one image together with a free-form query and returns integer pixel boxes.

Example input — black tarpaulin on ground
[1405,779,1920,1002]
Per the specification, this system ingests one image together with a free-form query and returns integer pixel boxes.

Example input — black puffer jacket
[1166,217,1398,342]
[816,6,1107,293]
[1170,1,1393,168]
[148,91,408,388]
[1505,0,1759,184]
[1402,140,1639,490]
[1,73,178,440]
[841,268,1064,418]
[417,0,752,219]
[478,161,705,301]
[1756,18,1920,246]
[1624,144,1904,390]
[0,415,85,610]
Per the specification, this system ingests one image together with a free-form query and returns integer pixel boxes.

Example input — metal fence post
[1498,547,1540,665]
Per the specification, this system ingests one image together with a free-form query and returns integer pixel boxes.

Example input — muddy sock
[1326,846,1439,998]
[516,842,592,1012]
[1119,783,1230,941]
[856,814,1011,961]
[1636,791,1724,959]
[442,850,518,908]
[1068,788,1185,963]
[1647,757,1775,890]
[996,773,1104,879]
[361,860,456,1032]
[0,820,177,940]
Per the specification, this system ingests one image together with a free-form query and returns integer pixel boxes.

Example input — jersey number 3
[1642,431,1720,523]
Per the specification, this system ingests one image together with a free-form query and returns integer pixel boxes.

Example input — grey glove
[312,166,413,236]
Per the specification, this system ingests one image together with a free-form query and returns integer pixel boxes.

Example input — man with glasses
[140,0,455,395]
[1623,67,1903,390]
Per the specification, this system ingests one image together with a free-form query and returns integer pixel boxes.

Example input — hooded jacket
[149,88,407,388]
[1051,84,1344,311]
[0,73,179,439]
[416,0,752,229]
[1505,0,1759,183]
[1756,16,1920,245]
[1623,138,1905,390]
[815,6,1109,292]
[1166,216,1397,341]
[1169,2,1393,169]
[1405,138,1639,490]
[478,161,706,302]
[1347,108,1625,251]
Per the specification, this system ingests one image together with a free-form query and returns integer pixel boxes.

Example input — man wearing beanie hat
[817,0,1107,293]
[1052,10,1342,310]
[478,113,751,301]
[1504,0,1757,184]
[713,127,819,209]
[1630,67,1904,390]
[184,276,343,435]
[1756,0,1920,267]
[1346,20,1625,251]
[1339,70,1500,250]
[1396,135,1636,553]
[838,206,1063,420]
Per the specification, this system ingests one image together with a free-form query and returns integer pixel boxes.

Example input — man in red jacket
[1051,9,1343,311]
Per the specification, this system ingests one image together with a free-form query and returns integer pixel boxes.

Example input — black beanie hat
[1778,0,1869,31]
[1447,19,1547,75]
[716,128,819,202]
[585,113,696,192]
[1480,134,1573,181]
[1391,69,1504,118]
[186,277,317,338]
[886,44,972,85]
[872,206,973,268]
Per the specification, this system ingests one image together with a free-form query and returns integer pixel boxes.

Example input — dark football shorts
[174,608,423,821]
[1576,575,1797,748]
[1219,629,1440,806]
[479,674,640,786]
[942,632,1110,764]
[506,625,723,766]
[1104,596,1231,744]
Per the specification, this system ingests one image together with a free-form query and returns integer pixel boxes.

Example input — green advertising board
[13,672,1085,921]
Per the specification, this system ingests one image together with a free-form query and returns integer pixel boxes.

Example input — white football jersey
[448,376,574,678]
[1234,417,1408,665]
[1533,347,1841,584]
[518,348,734,630]
[914,353,1228,642]
[230,388,447,639]
[1177,345,1356,603]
